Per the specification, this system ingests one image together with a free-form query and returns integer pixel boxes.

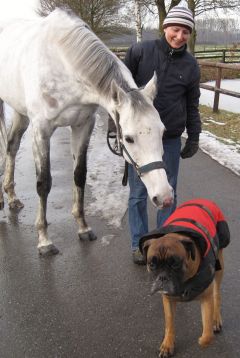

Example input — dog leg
[159,295,176,358]
[198,285,214,347]
[213,250,224,332]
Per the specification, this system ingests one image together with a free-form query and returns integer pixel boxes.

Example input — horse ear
[141,72,157,102]
[110,80,127,106]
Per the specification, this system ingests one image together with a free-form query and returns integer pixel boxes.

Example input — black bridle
[107,114,166,178]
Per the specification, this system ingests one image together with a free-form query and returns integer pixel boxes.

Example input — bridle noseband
[107,114,166,178]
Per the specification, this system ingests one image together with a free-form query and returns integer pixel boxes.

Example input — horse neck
[95,64,137,117]
[94,96,115,120]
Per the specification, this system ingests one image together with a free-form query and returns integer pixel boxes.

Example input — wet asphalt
[0,126,239,358]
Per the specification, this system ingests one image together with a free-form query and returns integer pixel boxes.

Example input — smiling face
[164,25,191,49]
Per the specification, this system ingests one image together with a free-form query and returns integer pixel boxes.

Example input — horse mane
[55,8,134,98]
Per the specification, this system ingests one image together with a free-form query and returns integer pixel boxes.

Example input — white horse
[0,8,173,255]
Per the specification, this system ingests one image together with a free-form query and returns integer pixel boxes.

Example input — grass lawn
[200,105,240,151]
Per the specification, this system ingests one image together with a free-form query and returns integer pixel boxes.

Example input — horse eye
[125,136,134,144]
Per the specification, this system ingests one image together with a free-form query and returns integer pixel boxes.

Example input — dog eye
[124,135,134,144]
[149,256,159,271]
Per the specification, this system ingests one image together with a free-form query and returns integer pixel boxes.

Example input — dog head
[141,233,198,296]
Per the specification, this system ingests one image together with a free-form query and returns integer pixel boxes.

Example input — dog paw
[213,321,222,333]
[198,334,214,347]
[213,313,222,333]
[159,342,174,357]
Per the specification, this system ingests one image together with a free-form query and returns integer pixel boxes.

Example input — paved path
[0,127,239,358]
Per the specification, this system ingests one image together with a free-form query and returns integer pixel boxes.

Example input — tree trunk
[155,0,182,36]
[187,0,196,53]
[188,29,196,54]
[155,0,167,36]
[134,0,142,42]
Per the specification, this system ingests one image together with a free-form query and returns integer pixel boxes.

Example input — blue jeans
[128,137,181,251]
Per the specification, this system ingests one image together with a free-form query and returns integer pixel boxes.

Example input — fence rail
[111,47,128,61]
[111,47,240,63]
[195,49,240,63]
[111,48,240,112]
[198,60,240,112]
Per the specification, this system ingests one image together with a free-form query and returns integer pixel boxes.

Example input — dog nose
[150,273,168,295]
[159,273,168,283]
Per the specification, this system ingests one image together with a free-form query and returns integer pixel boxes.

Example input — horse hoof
[9,199,24,210]
[0,201,4,210]
[38,244,59,256]
[79,230,97,241]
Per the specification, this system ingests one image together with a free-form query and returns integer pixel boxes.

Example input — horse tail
[0,99,7,176]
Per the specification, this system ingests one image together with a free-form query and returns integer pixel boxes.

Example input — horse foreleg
[0,180,4,210]
[32,125,58,256]
[71,120,96,241]
[3,112,29,210]
[0,99,7,210]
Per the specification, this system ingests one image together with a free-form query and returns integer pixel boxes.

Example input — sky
[0,0,39,20]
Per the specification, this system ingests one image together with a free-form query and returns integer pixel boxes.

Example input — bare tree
[187,0,240,52]
[196,17,240,46]
[134,0,143,42]
[191,0,240,17]
[38,0,126,36]
[152,0,240,52]
[124,0,158,41]
[154,0,181,35]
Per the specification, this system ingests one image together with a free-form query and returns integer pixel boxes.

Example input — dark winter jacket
[125,35,201,140]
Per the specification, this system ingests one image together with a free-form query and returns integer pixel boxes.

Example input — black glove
[180,138,199,159]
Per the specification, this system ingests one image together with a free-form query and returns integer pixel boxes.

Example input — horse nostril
[152,196,159,206]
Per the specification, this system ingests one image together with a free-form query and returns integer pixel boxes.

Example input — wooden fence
[111,48,240,113]
[111,47,240,63]
[195,49,240,63]
[198,60,240,112]
[111,47,128,61]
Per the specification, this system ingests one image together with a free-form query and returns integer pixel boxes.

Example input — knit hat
[163,6,194,33]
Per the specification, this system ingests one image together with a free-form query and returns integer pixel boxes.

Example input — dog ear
[142,239,153,261]
[180,239,196,261]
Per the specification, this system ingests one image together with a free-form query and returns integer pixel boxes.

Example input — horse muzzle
[152,194,174,208]
[149,179,174,209]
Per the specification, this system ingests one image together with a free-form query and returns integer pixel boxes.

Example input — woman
[125,6,202,264]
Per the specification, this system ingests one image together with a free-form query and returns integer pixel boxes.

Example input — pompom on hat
[163,6,194,33]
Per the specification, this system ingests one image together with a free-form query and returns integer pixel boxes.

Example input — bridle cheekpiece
[107,113,166,178]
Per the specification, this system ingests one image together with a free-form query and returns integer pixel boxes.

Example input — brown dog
[139,199,230,357]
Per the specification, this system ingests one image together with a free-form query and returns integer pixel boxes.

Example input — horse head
[109,74,173,209]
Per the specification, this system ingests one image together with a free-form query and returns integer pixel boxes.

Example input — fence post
[213,67,222,113]
[222,49,226,63]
